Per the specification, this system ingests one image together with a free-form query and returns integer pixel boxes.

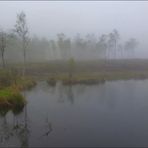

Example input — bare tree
[97,34,108,60]
[74,34,87,60]
[57,33,71,60]
[14,11,29,78]
[108,29,120,59]
[124,38,138,58]
[0,30,7,68]
[113,29,120,50]
[64,38,71,60]
[57,33,65,60]
[49,40,57,60]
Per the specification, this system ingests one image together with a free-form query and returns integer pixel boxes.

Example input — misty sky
[0,1,148,57]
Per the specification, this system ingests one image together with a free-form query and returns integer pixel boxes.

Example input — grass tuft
[0,87,26,115]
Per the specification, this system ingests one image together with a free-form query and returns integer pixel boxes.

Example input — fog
[1,2,148,147]
[0,1,148,62]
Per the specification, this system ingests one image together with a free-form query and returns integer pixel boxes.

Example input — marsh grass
[0,87,26,115]
[8,59,147,84]
[0,69,36,113]
[0,68,36,89]
[47,71,148,85]
[0,69,14,88]
[12,77,37,91]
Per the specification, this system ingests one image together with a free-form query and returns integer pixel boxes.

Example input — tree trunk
[1,49,5,68]
[22,38,26,79]
[2,52,5,68]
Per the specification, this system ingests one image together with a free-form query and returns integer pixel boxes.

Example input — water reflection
[1,80,148,147]
[66,84,74,104]
[0,116,11,143]
[42,117,52,137]
[0,105,29,147]
[57,82,65,103]
[58,83,75,104]
[19,106,30,148]
[0,91,30,147]
[0,107,10,117]
[0,103,54,147]
[56,82,88,105]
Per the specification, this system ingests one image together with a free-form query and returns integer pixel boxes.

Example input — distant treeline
[0,12,138,65]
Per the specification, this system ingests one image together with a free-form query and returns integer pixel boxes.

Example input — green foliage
[0,87,25,116]
[0,68,36,116]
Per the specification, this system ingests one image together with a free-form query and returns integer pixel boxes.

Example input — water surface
[1,80,148,147]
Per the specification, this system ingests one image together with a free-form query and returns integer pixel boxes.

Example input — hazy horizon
[0,1,148,58]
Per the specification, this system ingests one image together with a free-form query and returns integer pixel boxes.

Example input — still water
[1,80,148,147]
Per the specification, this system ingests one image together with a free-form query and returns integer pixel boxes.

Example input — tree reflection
[17,92,30,148]
[56,82,92,105]
[0,100,29,147]
[0,115,12,143]
[0,89,57,147]
[57,82,75,104]
[75,85,86,98]
[0,107,10,117]
[0,104,25,145]
[66,84,74,104]
[57,82,65,103]
[42,117,53,137]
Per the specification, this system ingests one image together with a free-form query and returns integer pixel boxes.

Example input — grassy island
[0,69,36,112]
[0,88,25,108]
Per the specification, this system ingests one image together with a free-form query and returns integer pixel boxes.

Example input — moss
[0,88,26,115]
[0,69,36,116]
